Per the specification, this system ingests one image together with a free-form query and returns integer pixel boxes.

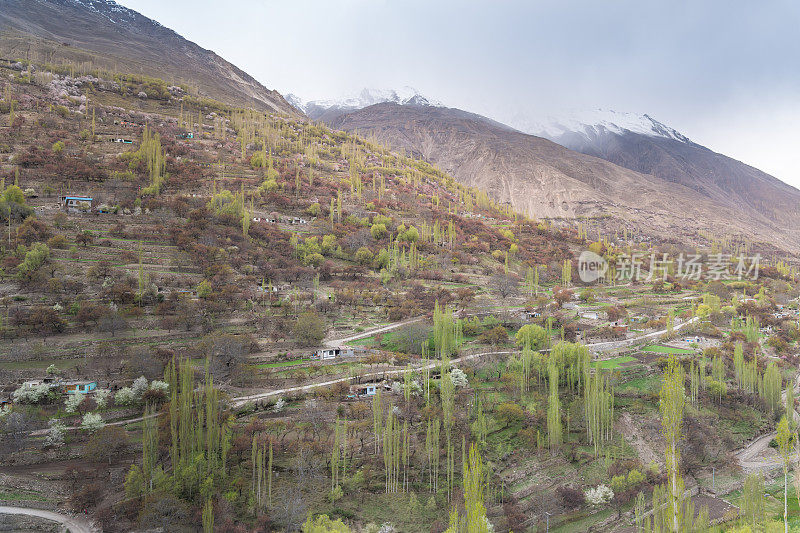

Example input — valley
[1,2,800,533]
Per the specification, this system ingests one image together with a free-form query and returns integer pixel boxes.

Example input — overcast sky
[120,0,800,186]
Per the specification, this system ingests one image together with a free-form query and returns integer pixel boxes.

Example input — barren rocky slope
[0,0,297,114]
[331,102,800,252]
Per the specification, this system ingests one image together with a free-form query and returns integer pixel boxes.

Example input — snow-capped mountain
[288,87,441,121]
[64,0,161,27]
[510,108,692,144]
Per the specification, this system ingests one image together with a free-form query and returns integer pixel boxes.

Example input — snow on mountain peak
[287,87,441,114]
[512,108,692,144]
[69,0,162,26]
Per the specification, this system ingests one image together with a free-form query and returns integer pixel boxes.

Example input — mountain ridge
[329,101,800,253]
[0,0,298,114]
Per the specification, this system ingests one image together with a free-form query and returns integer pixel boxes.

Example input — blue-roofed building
[61,196,93,213]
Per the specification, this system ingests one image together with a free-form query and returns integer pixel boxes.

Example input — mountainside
[0,0,297,114]
[288,87,440,124]
[330,102,800,252]
[517,110,800,228]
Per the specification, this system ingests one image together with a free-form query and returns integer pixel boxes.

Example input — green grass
[640,344,695,355]
[591,356,637,369]
[552,508,614,533]
[0,357,86,370]
[0,489,49,502]
[618,375,661,393]
[346,335,376,346]
[253,358,312,369]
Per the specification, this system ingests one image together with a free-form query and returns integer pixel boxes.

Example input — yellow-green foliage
[207,189,243,219]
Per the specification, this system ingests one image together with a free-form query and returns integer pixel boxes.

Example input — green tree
[197,280,213,298]
[463,444,490,533]
[301,514,351,533]
[495,402,524,428]
[354,247,374,266]
[547,361,562,451]
[660,356,686,532]
[294,311,327,346]
[777,416,794,533]
[370,223,388,240]
[515,324,548,350]
[742,472,765,530]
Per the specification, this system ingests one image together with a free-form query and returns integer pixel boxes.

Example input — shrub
[114,387,137,406]
[354,247,374,266]
[12,383,53,404]
[584,484,614,506]
[449,368,468,387]
[45,419,67,448]
[95,389,111,409]
[81,412,105,432]
[64,392,85,413]
[52,141,65,154]
[556,486,585,509]
[370,223,388,240]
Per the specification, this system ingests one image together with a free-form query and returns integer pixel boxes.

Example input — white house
[316,346,356,360]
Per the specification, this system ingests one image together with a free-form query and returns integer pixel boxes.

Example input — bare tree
[492,274,519,299]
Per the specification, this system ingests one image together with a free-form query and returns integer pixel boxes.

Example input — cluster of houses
[22,377,97,394]
[252,214,309,225]
[113,120,142,128]
[60,195,117,215]
[2,378,98,409]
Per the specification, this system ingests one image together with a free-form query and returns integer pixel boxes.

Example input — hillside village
[1,51,800,533]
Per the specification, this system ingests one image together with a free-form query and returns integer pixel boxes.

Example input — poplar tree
[733,342,744,388]
[742,472,765,530]
[762,362,782,414]
[547,360,562,452]
[777,416,794,533]
[660,356,686,533]
[463,444,490,533]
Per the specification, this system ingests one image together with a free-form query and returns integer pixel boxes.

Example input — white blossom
[81,412,104,432]
[584,484,614,506]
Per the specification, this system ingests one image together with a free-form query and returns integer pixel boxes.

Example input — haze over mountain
[5,0,799,252]
[308,91,800,252]
[511,109,800,232]
[287,87,440,124]
[0,0,297,114]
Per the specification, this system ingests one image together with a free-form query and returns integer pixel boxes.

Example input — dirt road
[323,317,424,347]
[735,373,800,472]
[0,506,96,533]
[232,317,700,407]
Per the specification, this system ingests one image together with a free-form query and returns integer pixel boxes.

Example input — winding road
[231,316,699,407]
[0,506,95,533]
[735,373,800,472]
